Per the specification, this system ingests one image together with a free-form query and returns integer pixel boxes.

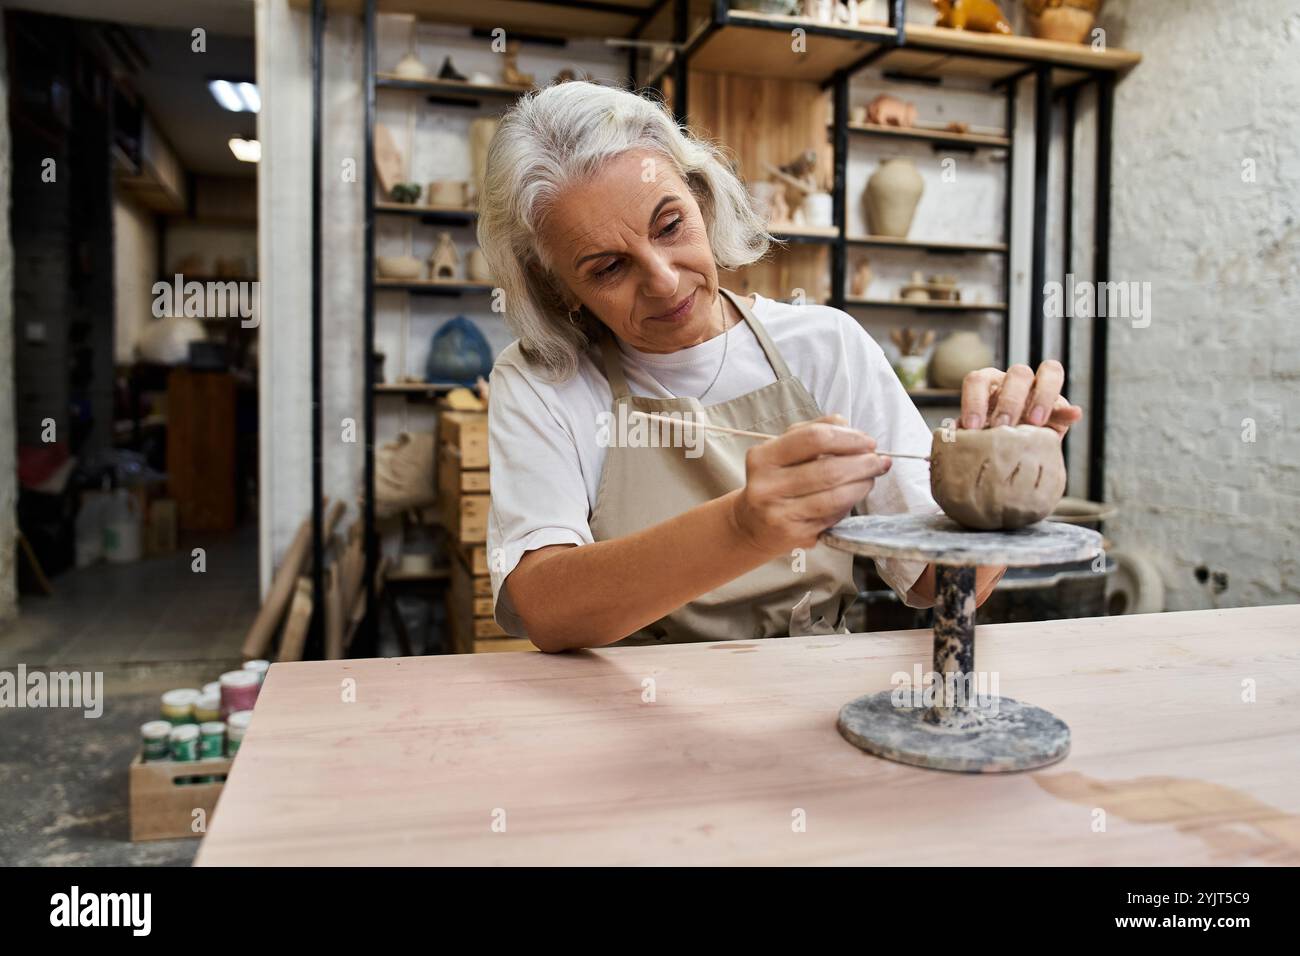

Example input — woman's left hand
[960,360,1082,438]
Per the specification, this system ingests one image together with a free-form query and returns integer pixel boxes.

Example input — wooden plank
[275,578,315,663]
[241,513,313,660]
[846,234,1007,254]
[324,563,345,661]
[847,122,1010,148]
[473,637,538,654]
[196,605,1300,865]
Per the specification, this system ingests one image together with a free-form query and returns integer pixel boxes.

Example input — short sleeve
[843,319,941,608]
[485,361,594,637]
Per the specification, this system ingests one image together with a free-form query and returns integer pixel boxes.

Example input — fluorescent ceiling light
[210,79,261,113]
[237,82,261,113]
[228,137,261,163]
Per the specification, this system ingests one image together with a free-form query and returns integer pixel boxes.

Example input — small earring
[567,308,581,326]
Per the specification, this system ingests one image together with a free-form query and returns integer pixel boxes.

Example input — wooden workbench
[195,604,1300,866]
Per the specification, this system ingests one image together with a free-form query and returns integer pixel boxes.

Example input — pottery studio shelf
[846,122,1010,150]
[875,24,1141,90]
[374,278,495,296]
[844,298,1008,313]
[845,235,1007,255]
[375,73,532,105]
[666,9,1138,88]
[673,11,897,84]
[905,387,961,406]
[374,382,462,399]
[771,225,840,244]
[375,201,477,225]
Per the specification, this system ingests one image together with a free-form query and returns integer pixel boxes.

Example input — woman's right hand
[729,415,891,555]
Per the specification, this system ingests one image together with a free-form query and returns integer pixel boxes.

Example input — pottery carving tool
[629,410,931,461]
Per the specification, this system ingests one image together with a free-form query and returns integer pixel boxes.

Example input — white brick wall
[1105,0,1300,609]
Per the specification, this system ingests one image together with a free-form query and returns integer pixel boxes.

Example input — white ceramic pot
[802,192,834,229]
[894,354,928,391]
[394,53,427,79]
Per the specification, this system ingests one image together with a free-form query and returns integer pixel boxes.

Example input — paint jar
[226,710,253,756]
[219,670,259,718]
[169,724,200,762]
[161,688,200,724]
[202,681,221,697]
[242,659,270,684]
[141,721,172,762]
[193,692,221,723]
[199,721,226,758]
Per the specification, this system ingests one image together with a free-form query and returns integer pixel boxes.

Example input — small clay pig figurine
[932,0,1014,35]
[929,425,1066,530]
[866,94,917,128]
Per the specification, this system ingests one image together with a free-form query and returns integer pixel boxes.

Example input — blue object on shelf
[424,315,492,386]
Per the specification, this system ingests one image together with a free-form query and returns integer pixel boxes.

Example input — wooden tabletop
[195,604,1300,866]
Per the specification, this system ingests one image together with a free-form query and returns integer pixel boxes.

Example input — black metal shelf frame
[301,0,1123,653]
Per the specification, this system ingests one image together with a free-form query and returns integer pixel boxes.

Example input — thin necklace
[656,294,732,403]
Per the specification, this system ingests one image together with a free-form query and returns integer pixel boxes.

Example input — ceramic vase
[929,331,993,389]
[864,158,923,238]
[894,355,928,391]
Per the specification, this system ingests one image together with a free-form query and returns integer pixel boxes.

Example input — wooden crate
[438,410,488,469]
[442,493,488,543]
[438,446,490,494]
[463,543,489,576]
[448,548,515,653]
[129,755,232,841]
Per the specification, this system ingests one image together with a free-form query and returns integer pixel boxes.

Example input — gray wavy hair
[476,81,771,381]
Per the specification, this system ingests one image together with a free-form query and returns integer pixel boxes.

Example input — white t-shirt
[485,292,942,637]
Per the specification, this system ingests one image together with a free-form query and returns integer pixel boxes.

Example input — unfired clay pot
[864,159,924,238]
[1024,0,1102,44]
[929,425,1067,530]
[928,330,993,388]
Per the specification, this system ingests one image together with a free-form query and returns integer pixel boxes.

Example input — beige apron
[589,288,858,646]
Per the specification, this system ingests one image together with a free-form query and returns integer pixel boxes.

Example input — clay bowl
[929,425,1067,531]
[376,255,423,280]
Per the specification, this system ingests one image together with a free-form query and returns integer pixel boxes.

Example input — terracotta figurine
[429,233,461,281]
[932,0,1014,34]
[866,94,917,128]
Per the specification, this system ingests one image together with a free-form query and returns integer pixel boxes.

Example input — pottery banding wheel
[822,513,1103,773]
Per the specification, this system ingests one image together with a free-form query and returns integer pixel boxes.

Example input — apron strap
[597,288,793,399]
[597,323,633,401]
[719,288,793,380]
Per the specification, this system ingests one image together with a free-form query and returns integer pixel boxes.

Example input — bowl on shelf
[1023,0,1103,44]
[376,255,423,280]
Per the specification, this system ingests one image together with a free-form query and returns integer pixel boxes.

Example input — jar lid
[242,659,270,673]
[161,688,200,706]
[199,721,227,735]
[227,710,254,730]
[202,681,221,696]
[142,720,172,737]
[169,724,200,741]
[195,691,221,710]
[220,670,259,688]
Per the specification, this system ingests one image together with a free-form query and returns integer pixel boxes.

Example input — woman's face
[539,148,724,354]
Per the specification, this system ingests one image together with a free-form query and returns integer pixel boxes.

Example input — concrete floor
[0,526,259,865]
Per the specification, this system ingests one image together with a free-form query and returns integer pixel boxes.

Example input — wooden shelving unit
[846,121,1009,149]
[845,298,1008,312]
[374,278,494,295]
[906,387,962,406]
[374,201,476,224]
[293,0,1141,655]
[846,235,1007,255]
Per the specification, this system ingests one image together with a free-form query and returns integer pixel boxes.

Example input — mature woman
[477,82,1080,653]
